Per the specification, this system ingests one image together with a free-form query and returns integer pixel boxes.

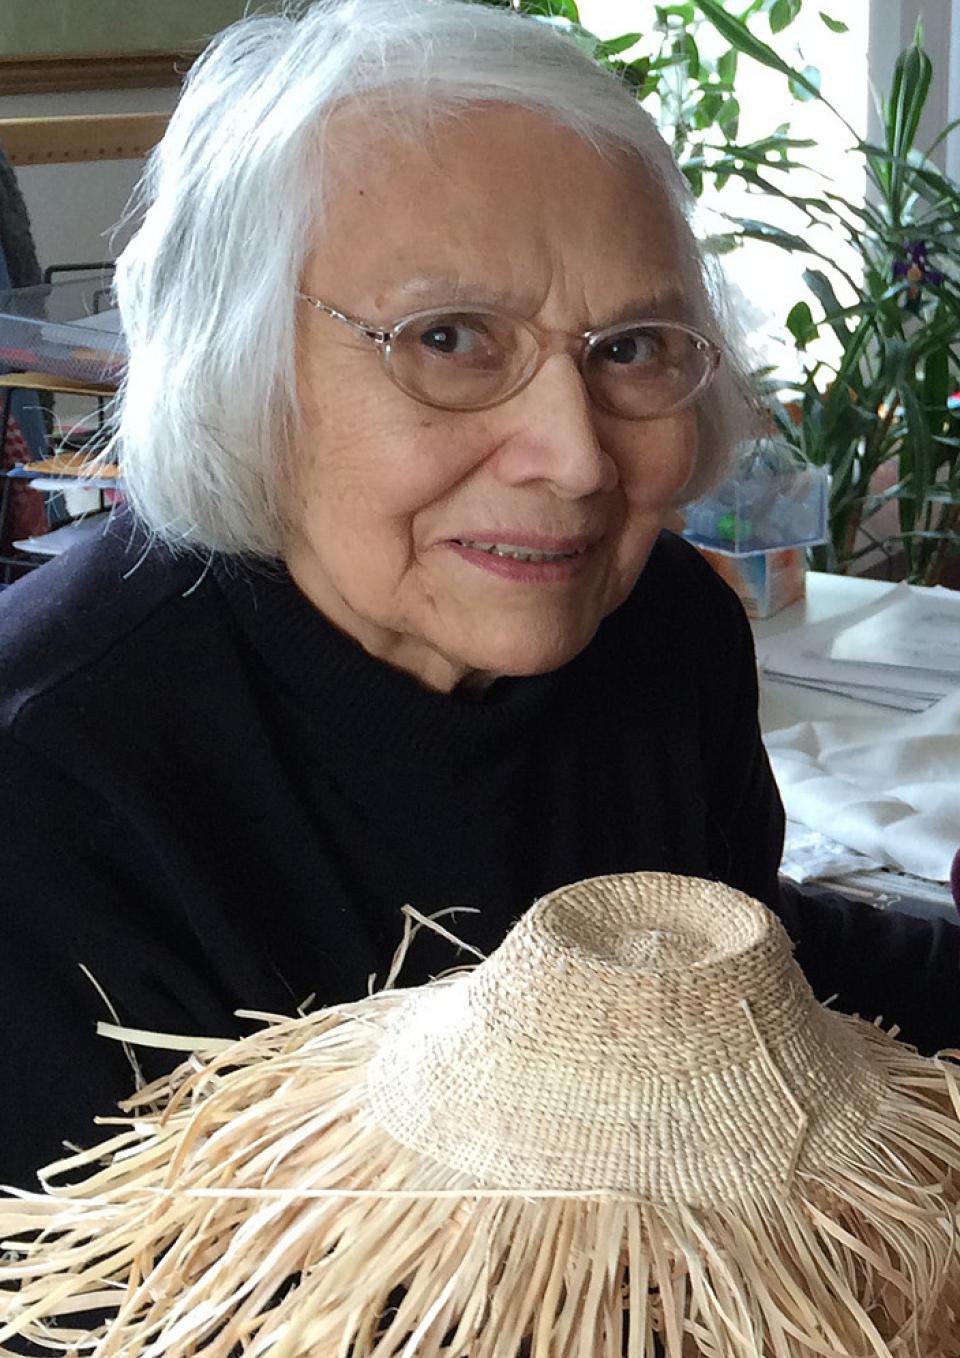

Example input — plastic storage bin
[682,440,829,556]
[0,278,125,385]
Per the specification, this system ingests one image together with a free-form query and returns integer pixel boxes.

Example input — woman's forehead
[308,105,692,323]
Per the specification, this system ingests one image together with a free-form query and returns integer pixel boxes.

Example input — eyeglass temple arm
[298,293,389,345]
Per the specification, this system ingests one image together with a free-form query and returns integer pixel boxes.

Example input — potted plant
[725,22,960,584]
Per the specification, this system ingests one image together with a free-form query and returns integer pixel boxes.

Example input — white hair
[113,0,755,555]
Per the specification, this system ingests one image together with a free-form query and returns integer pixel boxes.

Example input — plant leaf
[696,90,725,126]
[517,0,581,18]
[891,41,933,159]
[699,231,741,253]
[898,381,936,540]
[859,142,960,212]
[922,341,951,414]
[682,162,704,195]
[691,0,822,100]
[925,113,960,159]
[802,268,854,347]
[716,46,738,86]
[674,30,700,79]
[770,0,802,34]
[885,39,933,223]
[656,2,696,22]
[819,12,848,33]
[728,218,819,252]
[717,95,741,137]
[738,133,818,152]
[594,31,642,58]
[787,300,818,347]
[822,190,888,236]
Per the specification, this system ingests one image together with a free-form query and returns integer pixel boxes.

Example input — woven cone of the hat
[368,872,883,1204]
[1,872,960,1358]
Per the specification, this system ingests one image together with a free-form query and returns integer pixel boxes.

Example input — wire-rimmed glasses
[298,293,721,420]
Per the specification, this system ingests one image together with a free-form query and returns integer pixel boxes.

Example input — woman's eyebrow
[387,275,541,311]
[382,277,693,323]
[601,290,692,325]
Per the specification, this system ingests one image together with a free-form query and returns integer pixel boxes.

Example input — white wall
[0,86,178,270]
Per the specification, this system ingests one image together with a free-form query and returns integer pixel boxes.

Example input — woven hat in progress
[2,871,960,1356]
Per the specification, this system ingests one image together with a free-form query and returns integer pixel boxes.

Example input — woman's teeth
[457,540,579,562]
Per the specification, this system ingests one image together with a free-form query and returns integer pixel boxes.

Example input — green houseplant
[481,0,819,197]
[707,16,960,583]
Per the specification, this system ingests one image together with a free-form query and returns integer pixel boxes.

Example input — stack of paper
[759,582,960,712]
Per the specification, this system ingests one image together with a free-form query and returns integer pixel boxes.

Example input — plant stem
[922,504,960,586]
[869,400,899,463]
[840,505,863,568]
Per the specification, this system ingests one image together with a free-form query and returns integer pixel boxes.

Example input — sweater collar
[211,555,563,770]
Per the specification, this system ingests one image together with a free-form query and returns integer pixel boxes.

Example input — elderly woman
[0,0,956,1190]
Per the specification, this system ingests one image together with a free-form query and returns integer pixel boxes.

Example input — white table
[753,572,898,732]
[752,572,956,921]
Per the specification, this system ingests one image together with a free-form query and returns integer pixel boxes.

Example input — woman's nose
[491,354,619,497]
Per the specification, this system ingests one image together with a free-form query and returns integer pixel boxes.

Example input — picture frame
[0,0,258,95]
[0,53,192,96]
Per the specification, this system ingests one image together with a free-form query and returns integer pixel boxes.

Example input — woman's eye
[596,330,660,367]
[413,315,505,371]
[419,320,483,356]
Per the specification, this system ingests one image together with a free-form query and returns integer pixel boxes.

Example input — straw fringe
[1,995,959,1357]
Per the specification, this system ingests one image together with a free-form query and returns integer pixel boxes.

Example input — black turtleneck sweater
[0,514,957,1189]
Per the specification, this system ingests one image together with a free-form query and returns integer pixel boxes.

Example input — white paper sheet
[760,583,960,710]
[829,591,960,676]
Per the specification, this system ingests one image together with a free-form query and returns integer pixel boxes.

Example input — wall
[0,0,246,57]
[0,87,179,270]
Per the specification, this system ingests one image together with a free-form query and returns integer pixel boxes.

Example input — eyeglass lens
[387,311,715,417]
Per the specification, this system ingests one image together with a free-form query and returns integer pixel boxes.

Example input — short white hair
[113,0,754,555]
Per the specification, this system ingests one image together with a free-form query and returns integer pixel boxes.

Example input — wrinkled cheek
[279,413,328,537]
[667,417,700,500]
[609,430,699,597]
[621,446,697,515]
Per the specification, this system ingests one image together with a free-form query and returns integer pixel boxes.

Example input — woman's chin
[451,623,600,685]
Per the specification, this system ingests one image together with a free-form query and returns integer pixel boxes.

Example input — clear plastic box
[0,277,125,385]
[682,440,830,556]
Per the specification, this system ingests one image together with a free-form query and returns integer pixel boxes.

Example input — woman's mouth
[448,535,594,581]
[454,539,582,563]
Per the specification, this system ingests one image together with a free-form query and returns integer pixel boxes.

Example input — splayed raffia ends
[0,997,959,1356]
